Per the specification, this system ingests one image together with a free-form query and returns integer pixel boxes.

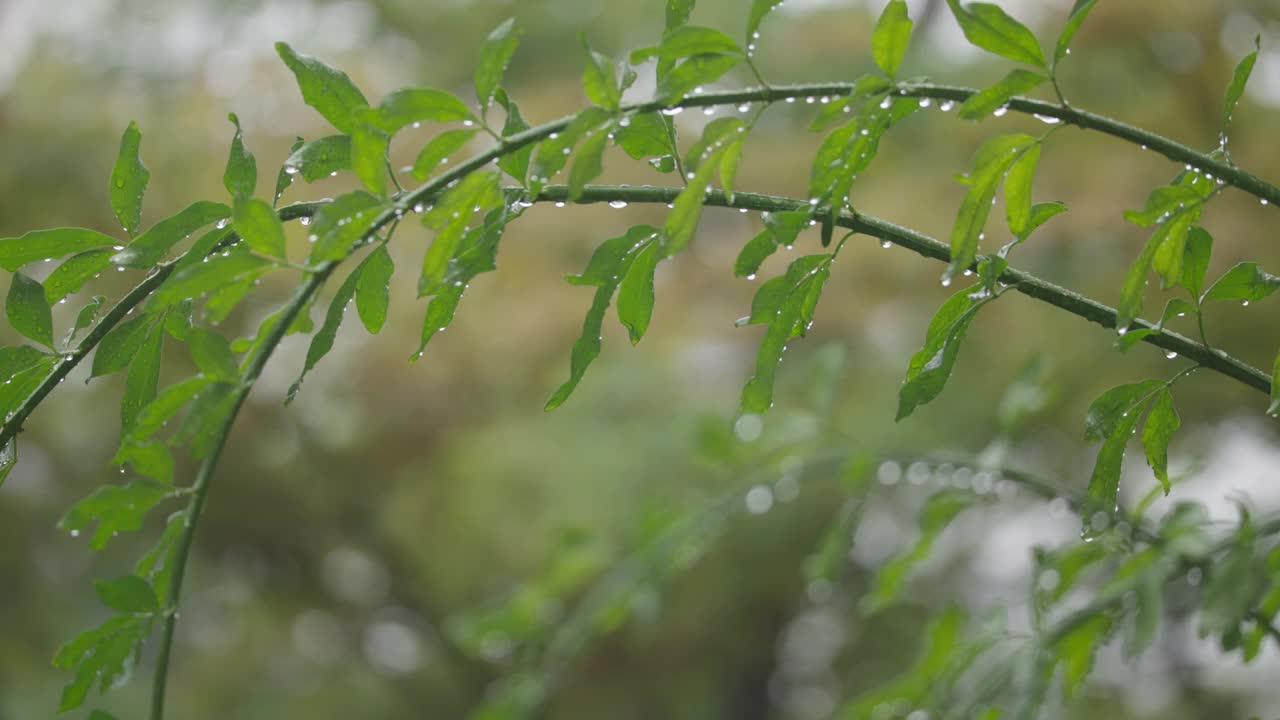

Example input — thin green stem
[529,183,1272,395]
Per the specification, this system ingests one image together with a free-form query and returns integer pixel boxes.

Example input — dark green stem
[531,184,1272,395]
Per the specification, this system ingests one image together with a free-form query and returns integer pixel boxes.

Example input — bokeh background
[2,0,1280,718]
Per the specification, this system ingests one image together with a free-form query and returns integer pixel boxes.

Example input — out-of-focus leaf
[568,127,612,201]
[475,18,522,111]
[60,481,169,550]
[6,272,53,348]
[111,201,231,268]
[284,135,352,183]
[54,613,151,713]
[135,510,186,601]
[0,228,119,272]
[110,121,149,237]
[865,489,976,611]
[275,42,369,134]
[1055,614,1111,699]
[232,195,286,259]
[223,112,257,198]
[1270,348,1279,417]
[287,264,360,403]
[871,0,912,78]
[945,0,1046,67]
[958,68,1046,120]
[93,576,159,614]
[186,328,240,382]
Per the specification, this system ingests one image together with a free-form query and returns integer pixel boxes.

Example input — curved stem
[530,183,1272,396]
[148,266,331,720]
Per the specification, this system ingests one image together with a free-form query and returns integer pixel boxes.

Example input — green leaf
[1151,212,1195,290]
[355,245,394,334]
[419,171,503,292]
[495,89,534,184]
[150,246,277,310]
[741,254,831,413]
[284,135,352,182]
[274,42,369,134]
[581,36,621,110]
[871,0,913,78]
[1142,388,1180,493]
[617,236,661,344]
[55,613,151,712]
[44,249,115,304]
[275,136,306,203]
[111,200,232,268]
[666,0,695,30]
[222,112,257,198]
[657,53,740,103]
[414,209,510,357]
[60,481,169,550]
[307,190,388,264]
[1015,201,1067,243]
[530,107,612,193]
[897,287,991,420]
[121,326,162,433]
[7,272,53,348]
[546,227,656,410]
[747,0,784,44]
[0,437,16,491]
[1055,614,1111,699]
[568,127,612,202]
[350,106,389,195]
[411,128,480,180]
[93,576,159,614]
[664,118,745,256]
[172,381,238,458]
[1004,142,1040,236]
[135,510,186,601]
[1085,380,1163,441]
[374,88,473,133]
[124,375,214,448]
[0,227,119,272]
[865,489,976,611]
[1269,348,1279,417]
[232,195,286,259]
[734,210,810,278]
[475,18,522,111]
[1054,0,1098,65]
[288,265,360,403]
[615,112,676,163]
[1181,226,1213,299]
[1199,517,1263,639]
[958,68,1046,120]
[1202,261,1280,303]
[202,276,256,325]
[90,315,152,379]
[1224,35,1260,127]
[186,328,240,382]
[945,0,1046,68]
[0,345,51,381]
[946,134,1037,280]
[110,121,149,237]
[1123,184,1203,228]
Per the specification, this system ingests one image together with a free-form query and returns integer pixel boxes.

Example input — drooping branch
[532,184,1272,396]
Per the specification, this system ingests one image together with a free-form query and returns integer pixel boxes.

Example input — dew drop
[879,97,892,109]
[608,200,629,209]
[660,107,684,116]
[785,97,796,104]
[737,103,751,113]
[70,529,80,538]
[299,216,312,226]
[880,240,891,249]
[284,165,299,175]
[1261,198,1269,205]
[939,100,954,112]
[1241,300,1250,307]
[1033,113,1060,125]
[554,201,566,208]
[462,120,475,127]
[703,107,716,116]
[1165,350,1178,359]
[215,218,229,229]
[992,105,1009,117]
[940,276,952,287]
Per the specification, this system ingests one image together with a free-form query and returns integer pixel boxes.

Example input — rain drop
[939,100,954,112]
[880,240,891,249]
[785,97,796,104]
[703,107,716,116]
[608,200,629,209]
[1165,350,1178,359]
[992,105,1009,117]
[284,165,299,175]
[300,216,311,226]
[745,485,774,514]
[940,276,952,287]
[1033,113,1060,125]
[1261,199,1269,205]
[660,107,684,116]
[918,98,932,108]
[1241,300,1250,307]
[737,103,751,113]
[215,218,229,229]
[746,273,757,281]
[879,97,892,109]
[554,201,566,208]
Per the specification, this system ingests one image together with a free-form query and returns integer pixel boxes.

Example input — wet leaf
[1224,35,1260,128]
[1202,261,1279,303]
[568,127,612,201]
[581,35,621,110]
[110,122,149,237]
[121,326,162,433]
[186,328,240,382]
[475,18,522,111]
[1004,142,1040,236]
[741,254,831,413]
[54,614,151,712]
[60,481,170,550]
[1054,0,1099,65]
[411,128,480,180]
[222,112,257,198]
[355,244,394,334]
[44,249,115,304]
[958,68,1046,120]
[284,135,352,182]
[0,227,119,272]
[275,42,369,134]
[414,211,509,357]
[150,247,277,310]
[374,88,473,133]
[617,235,661,344]
[897,287,992,420]
[945,0,1046,68]
[350,106,389,195]
[946,134,1036,280]
[111,201,231,268]
[233,196,286,259]
[495,89,534,183]
[288,265,359,403]
[419,170,502,292]
[1181,226,1213,299]
[865,489,976,611]
[6,272,53,348]
[307,190,387,264]
[1142,388,1179,493]
[871,0,912,78]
